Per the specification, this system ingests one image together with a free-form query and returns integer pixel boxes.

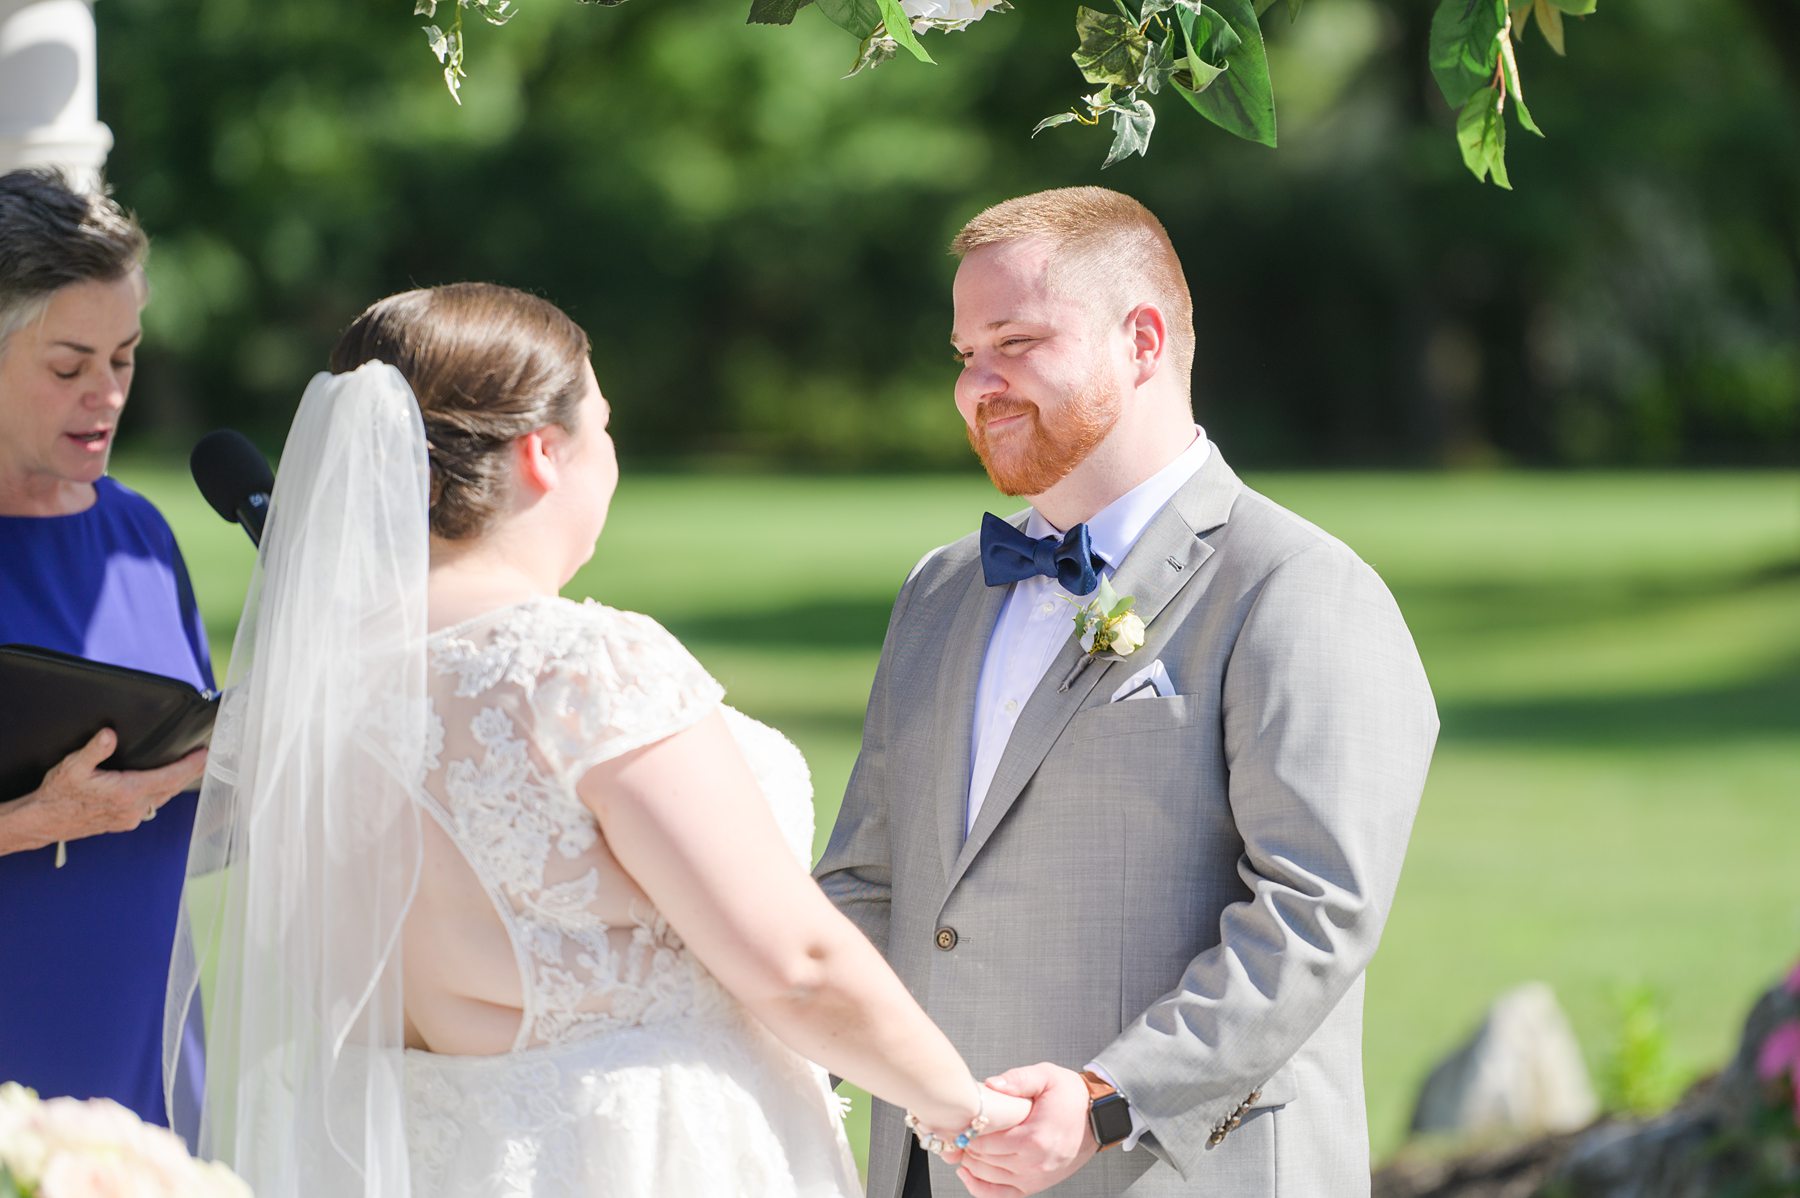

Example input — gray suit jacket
[815,450,1439,1198]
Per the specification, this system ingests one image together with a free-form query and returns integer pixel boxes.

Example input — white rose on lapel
[1067,577,1143,659]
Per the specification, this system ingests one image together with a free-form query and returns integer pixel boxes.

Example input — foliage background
[97,0,1800,468]
[69,0,1800,1173]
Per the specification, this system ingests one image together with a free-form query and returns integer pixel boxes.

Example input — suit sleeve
[1092,542,1439,1178]
[813,561,929,954]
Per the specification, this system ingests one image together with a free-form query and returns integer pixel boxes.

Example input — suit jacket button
[935,927,958,951]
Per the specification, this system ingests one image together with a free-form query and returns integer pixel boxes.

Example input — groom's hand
[954,1063,1097,1198]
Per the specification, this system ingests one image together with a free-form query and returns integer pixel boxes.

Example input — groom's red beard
[967,375,1123,497]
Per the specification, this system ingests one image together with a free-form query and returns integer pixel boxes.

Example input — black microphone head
[190,430,275,526]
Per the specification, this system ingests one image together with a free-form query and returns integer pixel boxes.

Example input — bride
[164,283,1027,1197]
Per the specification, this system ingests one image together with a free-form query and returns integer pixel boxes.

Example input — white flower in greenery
[900,0,1009,34]
[901,0,1005,22]
[1066,577,1144,660]
[1111,611,1147,656]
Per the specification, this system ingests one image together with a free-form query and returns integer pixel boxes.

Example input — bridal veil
[165,362,431,1198]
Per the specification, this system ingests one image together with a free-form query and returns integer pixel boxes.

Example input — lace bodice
[411,596,815,1052]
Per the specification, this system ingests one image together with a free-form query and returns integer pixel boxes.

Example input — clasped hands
[938,1063,1101,1198]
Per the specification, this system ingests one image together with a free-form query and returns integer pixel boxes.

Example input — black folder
[0,644,219,802]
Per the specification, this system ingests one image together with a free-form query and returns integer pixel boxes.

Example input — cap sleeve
[531,604,725,786]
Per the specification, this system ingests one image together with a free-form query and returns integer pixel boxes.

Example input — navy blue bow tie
[979,512,1105,596]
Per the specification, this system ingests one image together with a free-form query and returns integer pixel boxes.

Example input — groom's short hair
[950,187,1195,382]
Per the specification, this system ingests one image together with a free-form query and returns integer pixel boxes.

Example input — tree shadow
[1441,660,1800,748]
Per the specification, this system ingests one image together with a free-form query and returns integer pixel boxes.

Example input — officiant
[0,168,211,1133]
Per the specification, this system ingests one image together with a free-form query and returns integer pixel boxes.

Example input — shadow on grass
[668,597,896,651]
[1441,660,1800,747]
[1394,562,1800,639]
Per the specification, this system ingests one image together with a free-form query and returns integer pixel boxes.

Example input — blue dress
[0,476,212,1131]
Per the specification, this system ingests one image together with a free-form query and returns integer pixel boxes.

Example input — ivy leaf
[1032,111,1084,136]
[1072,7,1151,89]
[1173,0,1275,146]
[1430,0,1506,110]
[747,0,813,24]
[816,0,882,38]
[1532,0,1566,54]
[1456,84,1511,188]
[1103,97,1157,165]
[1142,34,1177,94]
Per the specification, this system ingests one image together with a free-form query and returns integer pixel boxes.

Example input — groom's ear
[1125,303,1168,386]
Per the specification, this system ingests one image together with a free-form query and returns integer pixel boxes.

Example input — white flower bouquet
[0,1083,250,1198]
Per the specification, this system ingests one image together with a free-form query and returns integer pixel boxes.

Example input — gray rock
[1410,983,1600,1138]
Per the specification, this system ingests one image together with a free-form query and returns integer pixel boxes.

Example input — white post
[0,0,113,188]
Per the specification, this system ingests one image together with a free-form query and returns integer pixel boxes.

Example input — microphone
[190,430,274,547]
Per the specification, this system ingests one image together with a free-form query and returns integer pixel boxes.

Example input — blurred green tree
[97,0,1799,468]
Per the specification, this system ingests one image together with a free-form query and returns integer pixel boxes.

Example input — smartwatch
[1079,1070,1133,1151]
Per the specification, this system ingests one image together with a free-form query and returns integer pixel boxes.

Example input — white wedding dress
[399,595,861,1198]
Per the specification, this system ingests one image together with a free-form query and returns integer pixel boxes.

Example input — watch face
[1089,1093,1133,1147]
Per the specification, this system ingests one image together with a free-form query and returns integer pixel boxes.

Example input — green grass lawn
[119,459,1800,1167]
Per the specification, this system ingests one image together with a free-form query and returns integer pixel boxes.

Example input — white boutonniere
[1058,578,1145,691]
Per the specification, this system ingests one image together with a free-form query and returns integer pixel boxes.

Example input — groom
[816,187,1438,1198]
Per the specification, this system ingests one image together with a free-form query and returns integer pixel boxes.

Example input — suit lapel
[930,548,1010,882]
[946,451,1244,892]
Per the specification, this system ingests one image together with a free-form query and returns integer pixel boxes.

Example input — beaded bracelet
[905,1085,989,1156]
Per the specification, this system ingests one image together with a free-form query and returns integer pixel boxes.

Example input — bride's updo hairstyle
[329,282,591,541]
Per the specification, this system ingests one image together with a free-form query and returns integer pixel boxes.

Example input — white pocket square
[1110,659,1175,703]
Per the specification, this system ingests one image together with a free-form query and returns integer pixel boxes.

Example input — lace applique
[421,598,745,1050]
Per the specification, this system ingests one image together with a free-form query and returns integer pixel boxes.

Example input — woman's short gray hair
[0,169,148,354]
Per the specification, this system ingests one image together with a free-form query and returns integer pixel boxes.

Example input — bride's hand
[938,1082,1031,1165]
[978,1082,1032,1136]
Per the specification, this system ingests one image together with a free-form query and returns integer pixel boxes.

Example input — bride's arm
[580,709,1026,1140]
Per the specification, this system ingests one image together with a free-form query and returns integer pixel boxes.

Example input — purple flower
[1757,1018,1800,1128]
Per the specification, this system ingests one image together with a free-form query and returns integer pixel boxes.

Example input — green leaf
[1456,84,1511,188]
[874,0,937,63]
[1032,111,1084,136]
[1544,0,1594,12]
[1072,7,1151,88]
[1103,96,1157,166]
[747,0,813,24]
[1174,53,1227,92]
[1497,28,1543,135]
[1094,576,1121,613]
[1110,594,1137,617]
[1173,0,1275,146]
[1429,0,1505,110]
[1531,0,1566,54]
[1183,4,1242,63]
[816,0,882,38]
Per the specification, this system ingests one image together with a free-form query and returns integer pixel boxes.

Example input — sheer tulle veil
[165,362,432,1197]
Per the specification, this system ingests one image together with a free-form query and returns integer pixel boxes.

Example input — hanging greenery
[417,0,1598,186]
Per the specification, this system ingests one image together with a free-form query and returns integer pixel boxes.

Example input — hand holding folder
[0,644,219,805]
